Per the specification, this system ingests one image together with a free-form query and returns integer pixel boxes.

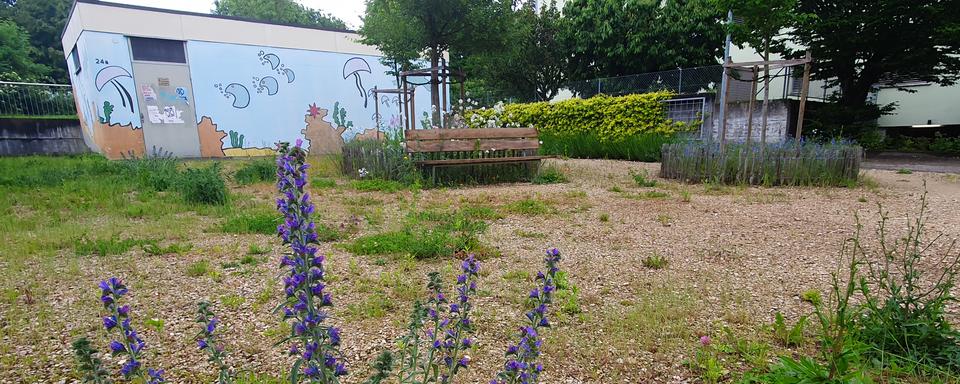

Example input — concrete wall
[0,118,89,156]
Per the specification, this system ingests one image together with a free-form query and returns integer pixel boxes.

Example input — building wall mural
[67,31,144,159]
[186,41,434,157]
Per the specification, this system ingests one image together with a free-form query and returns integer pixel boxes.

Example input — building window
[71,47,81,75]
[129,37,186,63]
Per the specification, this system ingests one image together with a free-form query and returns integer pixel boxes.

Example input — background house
[62,0,437,159]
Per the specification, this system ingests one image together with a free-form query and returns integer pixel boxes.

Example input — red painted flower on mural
[307,103,321,118]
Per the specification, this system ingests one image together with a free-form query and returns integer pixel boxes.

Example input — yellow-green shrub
[463,91,693,141]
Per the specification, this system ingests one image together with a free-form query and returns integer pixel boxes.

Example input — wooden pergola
[718,51,813,150]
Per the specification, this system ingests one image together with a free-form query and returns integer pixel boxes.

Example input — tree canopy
[0,0,71,82]
[463,1,566,102]
[561,0,725,80]
[790,0,960,108]
[213,0,347,30]
[0,19,48,81]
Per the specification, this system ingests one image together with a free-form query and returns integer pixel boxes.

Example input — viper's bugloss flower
[109,340,125,354]
[197,339,208,349]
[276,141,345,382]
[147,368,165,384]
[491,249,563,384]
[97,277,163,380]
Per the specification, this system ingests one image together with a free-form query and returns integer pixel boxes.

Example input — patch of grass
[599,213,610,222]
[630,169,657,187]
[896,168,913,175]
[315,223,345,242]
[185,260,211,277]
[460,205,503,221]
[680,189,692,202]
[771,311,807,347]
[247,243,271,255]
[641,190,670,199]
[220,294,245,310]
[142,242,193,256]
[606,286,696,351]
[74,236,156,256]
[857,196,868,203]
[503,270,531,282]
[311,177,337,189]
[350,178,406,193]
[608,185,624,193]
[346,292,394,319]
[514,229,546,239]
[233,159,276,185]
[800,289,822,306]
[178,164,228,205]
[504,196,555,215]
[344,196,382,206]
[642,253,668,269]
[220,211,278,234]
[656,214,672,227]
[342,229,456,259]
[143,317,164,332]
[532,165,567,184]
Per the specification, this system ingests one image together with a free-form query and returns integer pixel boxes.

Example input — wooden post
[741,66,759,182]
[795,51,813,143]
[441,59,448,128]
[402,75,409,131]
[719,61,733,151]
[373,87,381,141]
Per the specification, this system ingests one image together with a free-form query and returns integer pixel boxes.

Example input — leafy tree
[0,19,49,81]
[464,1,566,102]
[213,0,347,30]
[790,0,960,109]
[561,0,725,81]
[0,0,71,82]
[720,0,809,143]
[360,0,510,125]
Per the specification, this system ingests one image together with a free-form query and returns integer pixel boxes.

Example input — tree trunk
[429,47,441,128]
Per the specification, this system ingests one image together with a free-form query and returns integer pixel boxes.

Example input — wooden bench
[403,127,551,167]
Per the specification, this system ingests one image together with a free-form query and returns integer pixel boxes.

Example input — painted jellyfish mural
[343,57,371,108]
[215,83,251,109]
[94,66,135,113]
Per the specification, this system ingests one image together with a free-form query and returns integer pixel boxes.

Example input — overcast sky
[105,0,366,29]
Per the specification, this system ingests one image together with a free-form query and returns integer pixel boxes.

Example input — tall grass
[539,131,675,162]
[660,140,863,186]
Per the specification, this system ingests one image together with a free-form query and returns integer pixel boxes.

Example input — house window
[71,47,81,75]
[129,37,186,63]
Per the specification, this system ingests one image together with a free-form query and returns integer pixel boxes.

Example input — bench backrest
[404,127,539,153]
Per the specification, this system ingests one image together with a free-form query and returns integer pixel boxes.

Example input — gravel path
[2,159,958,383]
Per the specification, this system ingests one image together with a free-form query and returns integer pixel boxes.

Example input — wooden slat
[405,127,538,141]
[416,156,551,166]
[406,138,539,152]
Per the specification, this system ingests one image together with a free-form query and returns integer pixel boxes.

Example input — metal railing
[561,65,725,98]
[0,81,77,117]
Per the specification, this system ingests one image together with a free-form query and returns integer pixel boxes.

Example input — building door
[129,37,200,157]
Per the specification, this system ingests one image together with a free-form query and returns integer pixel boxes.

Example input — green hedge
[463,91,693,141]
[539,131,676,162]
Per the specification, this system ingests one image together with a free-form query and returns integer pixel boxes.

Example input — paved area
[863,152,960,174]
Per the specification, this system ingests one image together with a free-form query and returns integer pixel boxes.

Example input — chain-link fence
[561,65,725,98]
[0,81,77,117]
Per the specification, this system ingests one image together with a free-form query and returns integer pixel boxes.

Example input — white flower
[539,140,543,145]
[358,168,369,178]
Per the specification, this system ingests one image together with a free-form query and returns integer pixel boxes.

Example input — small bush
[233,159,276,185]
[532,165,567,184]
[642,253,668,269]
[178,164,228,205]
[247,243,271,255]
[896,168,913,174]
[120,155,179,192]
[315,223,344,242]
[630,169,657,187]
[771,312,807,347]
[220,211,278,234]
[185,260,211,277]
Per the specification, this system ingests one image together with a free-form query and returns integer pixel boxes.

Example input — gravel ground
[2,159,958,383]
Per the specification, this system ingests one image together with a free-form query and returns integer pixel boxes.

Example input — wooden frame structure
[371,86,415,139]
[718,51,813,149]
[399,59,467,131]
